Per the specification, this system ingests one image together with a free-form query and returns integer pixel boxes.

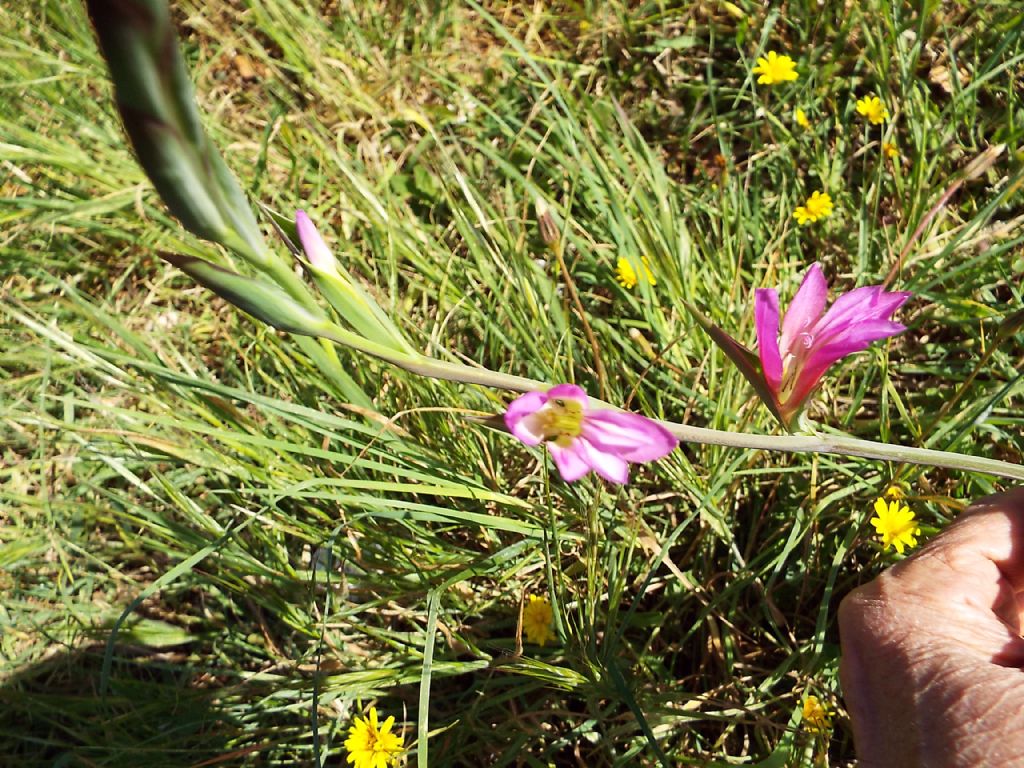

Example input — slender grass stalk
[166,238,1024,481]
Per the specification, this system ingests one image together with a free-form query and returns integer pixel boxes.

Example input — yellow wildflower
[523,594,555,646]
[752,51,799,85]
[885,485,905,499]
[802,695,833,734]
[793,191,834,225]
[882,141,900,159]
[615,256,656,289]
[344,707,405,768]
[870,497,921,554]
[856,95,889,125]
[794,108,810,130]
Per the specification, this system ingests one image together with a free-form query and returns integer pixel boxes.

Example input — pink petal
[581,411,678,462]
[575,438,630,484]
[548,441,592,482]
[814,285,911,340]
[754,288,783,392]
[504,390,549,446]
[863,288,911,318]
[787,320,907,409]
[295,210,335,271]
[813,285,881,334]
[779,263,828,359]
[805,320,907,372]
[545,383,589,407]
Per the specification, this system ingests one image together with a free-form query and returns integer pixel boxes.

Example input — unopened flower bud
[295,210,338,273]
[535,196,559,246]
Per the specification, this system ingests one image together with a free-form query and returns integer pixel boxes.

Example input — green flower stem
[314,323,540,392]
[655,423,1024,482]
[323,339,1023,482]
[220,231,322,315]
[310,266,417,354]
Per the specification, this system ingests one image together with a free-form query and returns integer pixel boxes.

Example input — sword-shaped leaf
[160,253,333,338]
[87,0,265,258]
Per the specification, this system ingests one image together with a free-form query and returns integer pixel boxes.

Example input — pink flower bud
[295,210,337,273]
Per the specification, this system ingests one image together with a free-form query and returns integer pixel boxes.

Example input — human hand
[839,488,1024,768]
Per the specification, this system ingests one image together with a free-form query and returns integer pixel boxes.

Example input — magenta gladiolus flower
[504,384,678,484]
[755,263,911,424]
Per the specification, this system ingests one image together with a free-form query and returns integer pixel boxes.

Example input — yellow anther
[538,399,583,444]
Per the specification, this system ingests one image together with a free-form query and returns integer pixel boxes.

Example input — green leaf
[160,253,330,337]
[86,0,265,256]
[119,617,195,648]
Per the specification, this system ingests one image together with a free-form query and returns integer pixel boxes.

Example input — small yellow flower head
[523,594,555,646]
[345,707,405,768]
[793,191,834,225]
[615,256,656,289]
[802,695,833,734]
[870,497,921,554]
[856,95,889,125]
[882,141,900,159]
[884,484,905,499]
[752,51,799,85]
[794,107,810,130]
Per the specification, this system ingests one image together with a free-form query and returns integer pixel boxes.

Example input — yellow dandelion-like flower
[794,107,810,130]
[344,707,405,768]
[615,256,656,289]
[752,51,799,85]
[856,95,889,125]
[793,191,834,225]
[882,141,900,159]
[870,497,921,554]
[523,594,556,646]
[802,695,833,734]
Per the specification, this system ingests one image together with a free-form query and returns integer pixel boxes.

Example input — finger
[960,487,1024,586]
[885,487,1024,630]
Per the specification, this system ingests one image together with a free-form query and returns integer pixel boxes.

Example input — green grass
[2,0,1023,765]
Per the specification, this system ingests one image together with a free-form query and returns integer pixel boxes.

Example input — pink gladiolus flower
[755,263,911,424]
[504,384,678,484]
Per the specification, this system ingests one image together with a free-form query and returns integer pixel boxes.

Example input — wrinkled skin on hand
[839,488,1024,768]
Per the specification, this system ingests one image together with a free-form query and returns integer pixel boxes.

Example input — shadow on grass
[0,643,250,768]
